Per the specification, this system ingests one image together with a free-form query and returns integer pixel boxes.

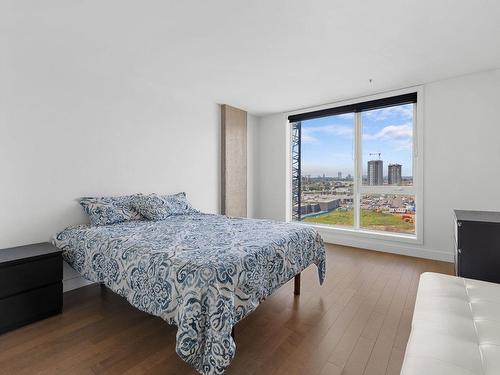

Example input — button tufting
[402,272,500,375]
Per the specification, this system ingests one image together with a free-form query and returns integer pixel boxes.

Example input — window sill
[296,221,422,245]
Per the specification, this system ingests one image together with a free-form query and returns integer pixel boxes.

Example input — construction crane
[369,152,382,160]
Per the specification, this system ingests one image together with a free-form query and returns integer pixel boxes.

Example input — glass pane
[298,113,355,227]
[360,194,415,234]
[361,104,413,186]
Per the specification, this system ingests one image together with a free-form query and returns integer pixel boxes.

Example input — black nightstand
[0,242,63,334]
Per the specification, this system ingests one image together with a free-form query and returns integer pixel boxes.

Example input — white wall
[0,90,220,249]
[0,43,221,250]
[251,114,289,220]
[423,69,500,256]
[251,69,500,261]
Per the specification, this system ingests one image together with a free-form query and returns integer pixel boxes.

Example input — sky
[300,103,413,177]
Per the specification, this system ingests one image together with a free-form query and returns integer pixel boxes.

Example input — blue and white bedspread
[53,213,326,374]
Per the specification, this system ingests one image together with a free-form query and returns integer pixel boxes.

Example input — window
[290,92,420,238]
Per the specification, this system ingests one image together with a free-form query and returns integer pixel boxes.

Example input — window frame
[285,86,424,244]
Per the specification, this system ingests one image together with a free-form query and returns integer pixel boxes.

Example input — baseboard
[319,231,454,262]
[63,261,94,292]
[63,277,94,293]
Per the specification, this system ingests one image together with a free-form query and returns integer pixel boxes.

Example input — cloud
[301,124,353,144]
[374,124,412,140]
[302,132,319,144]
[365,123,412,141]
[364,104,413,121]
[363,124,413,156]
[336,113,355,120]
[393,138,413,151]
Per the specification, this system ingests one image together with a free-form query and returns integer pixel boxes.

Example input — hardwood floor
[0,245,453,375]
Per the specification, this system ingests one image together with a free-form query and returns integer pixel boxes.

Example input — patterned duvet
[53,213,326,374]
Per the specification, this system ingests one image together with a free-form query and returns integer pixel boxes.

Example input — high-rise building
[337,171,342,180]
[368,160,383,185]
[388,164,402,185]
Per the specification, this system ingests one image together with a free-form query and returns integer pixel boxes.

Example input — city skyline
[300,104,413,178]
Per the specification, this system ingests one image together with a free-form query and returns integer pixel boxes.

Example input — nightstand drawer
[0,282,62,334]
[0,254,62,299]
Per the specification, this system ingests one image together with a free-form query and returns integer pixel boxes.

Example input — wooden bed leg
[294,273,301,295]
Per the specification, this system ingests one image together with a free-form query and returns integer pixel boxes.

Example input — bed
[53,212,326,374]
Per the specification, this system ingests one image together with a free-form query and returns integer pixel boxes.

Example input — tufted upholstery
[401,272,500,375]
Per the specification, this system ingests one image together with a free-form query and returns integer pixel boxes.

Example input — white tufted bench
[401,272,500,375]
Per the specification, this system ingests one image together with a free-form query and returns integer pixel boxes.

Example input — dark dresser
[454,210,500,283]
[0,242,63,334]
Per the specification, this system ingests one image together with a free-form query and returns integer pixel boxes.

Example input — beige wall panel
[221,104,247,217]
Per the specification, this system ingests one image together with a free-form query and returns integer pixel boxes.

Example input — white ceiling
[3,0,500,115]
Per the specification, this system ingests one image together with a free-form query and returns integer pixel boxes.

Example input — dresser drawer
[0,254,62,299]
[0,282,62,334]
